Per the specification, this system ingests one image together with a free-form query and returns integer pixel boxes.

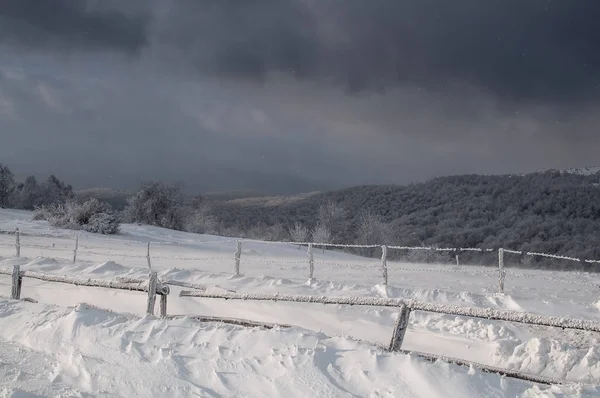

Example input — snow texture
[3,208,600,395]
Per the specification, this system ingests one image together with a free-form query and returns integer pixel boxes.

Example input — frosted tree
[124,181,185,230]
[317,200,347,242]
[355,211,394,257]
[185,203,217,234]
[312,223,332,253]
[289,222,309,248]
[0,163,15,208]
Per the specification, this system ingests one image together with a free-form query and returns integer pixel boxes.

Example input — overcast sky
[1,0,599,194]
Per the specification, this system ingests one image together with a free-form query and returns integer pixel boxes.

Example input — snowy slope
[1,209,600,396]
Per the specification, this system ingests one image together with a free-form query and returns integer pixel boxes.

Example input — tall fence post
[234,240,242,276]
[147,271,158,315]
[159,293,168,318]
[381,245,388,285]
[146,242,152,270]
[308,243,315,282]
[498,248,506,294]
[388,304,411,352]
[11,264,22,300]
[15,228,20,258]
[73,235,79,263]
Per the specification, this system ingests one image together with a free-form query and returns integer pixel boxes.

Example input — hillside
[210,170,600,268]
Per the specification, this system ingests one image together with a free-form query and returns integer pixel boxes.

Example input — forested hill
[210,170,600,266]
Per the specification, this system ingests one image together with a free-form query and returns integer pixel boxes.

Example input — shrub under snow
[34,198,120,234]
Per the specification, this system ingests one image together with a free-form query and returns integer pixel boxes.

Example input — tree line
[1,161,599,270]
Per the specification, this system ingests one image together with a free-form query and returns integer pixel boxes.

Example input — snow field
[1,209,600,395]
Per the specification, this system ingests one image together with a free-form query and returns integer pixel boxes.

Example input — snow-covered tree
[311,223,332,253]
[34,198,120,234]
[289,222,309,248]
[355,211,394,257]
[316,200,347,242]
[124,182,185,230]
[185,203,217,234]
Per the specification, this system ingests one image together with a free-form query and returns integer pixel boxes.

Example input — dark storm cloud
[0,0,148,53]
[150,0,600,103]
[3,1,600,102]
[1,1,599,193]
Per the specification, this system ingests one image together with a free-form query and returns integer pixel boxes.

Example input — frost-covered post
[388,304,411,352]
[147,272,158,315]
[455,252,460,266]
[146,242,152,270]
[234,240,242,276]
[159,293,168,318]
[381,245,388,285]
[498,248,506,293]
[15,228,20,258]
[73,235,79,263]
[11,264,22,300]
[308,243,315,282]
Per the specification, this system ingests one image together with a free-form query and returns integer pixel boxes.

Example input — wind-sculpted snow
[0,299,598,397]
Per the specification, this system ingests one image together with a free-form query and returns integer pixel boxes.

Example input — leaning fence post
[147,272,158,315]
[498,248,506,293]
[15,228,20,258]
[146,242,152,270]
[11,264,22,300]
[234,240,242,276]
[388,304,411,352]
[381,245,388,285]
[159,293,168,318]
[308,243,315,282]
[73,235,79,263]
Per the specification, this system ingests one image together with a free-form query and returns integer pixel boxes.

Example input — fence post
[308,243,315,282]
[147,272,158,315]
[498,248,505,294]
[234,240,242,276]
[388,304,411,352]
[15,228,20,258]
[455,252,460,266]
[146,242,152,270]
[159,293,168,318]
[73,235,79,263]
[381,245,388,285]
[11,264,22,300]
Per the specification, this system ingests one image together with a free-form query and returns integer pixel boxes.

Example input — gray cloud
[0,0,148,54]
[3,1,600,102]
[0,2,599,194]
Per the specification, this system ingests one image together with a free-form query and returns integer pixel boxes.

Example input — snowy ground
[1,208,600,397]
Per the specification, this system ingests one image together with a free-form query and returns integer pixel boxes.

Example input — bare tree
[317,200,347,242]
[185,203,217,234]
[312,223,332,253]
[289,222,309,249]
[355,211,394,257]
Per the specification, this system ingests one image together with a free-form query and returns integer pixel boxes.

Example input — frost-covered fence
[178,290,600,385]
[0,266,170,317]
[2,228,600,293]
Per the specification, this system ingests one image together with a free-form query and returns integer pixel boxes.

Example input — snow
[1,208,600,396]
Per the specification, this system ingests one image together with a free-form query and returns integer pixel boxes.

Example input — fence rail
[0,265,170,317]
[178,290,600,386]
[1,228,599,294]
